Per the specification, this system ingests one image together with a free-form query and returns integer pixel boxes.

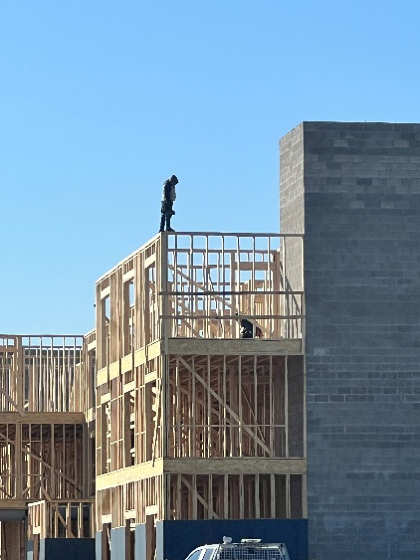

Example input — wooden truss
[95,232,306,533]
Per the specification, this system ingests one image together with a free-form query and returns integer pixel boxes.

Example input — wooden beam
[164,458,306,475]
[0,413,85,424]
[96,461,164,491]
[167,339,303,356]
[95,458,306,492]
[0,499,27,509]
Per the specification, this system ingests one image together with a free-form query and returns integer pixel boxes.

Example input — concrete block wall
[279,123,304,234]
[280,122,420,560]
[279,123,305,301]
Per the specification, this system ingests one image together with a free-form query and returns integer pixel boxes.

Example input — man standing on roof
[159,175,179,232]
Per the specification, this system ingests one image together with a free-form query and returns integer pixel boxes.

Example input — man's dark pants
[160,201,173,231]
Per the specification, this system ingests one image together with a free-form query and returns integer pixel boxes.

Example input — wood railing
[28,498,94,539]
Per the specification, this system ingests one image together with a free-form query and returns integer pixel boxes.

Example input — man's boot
[165,216,174,232]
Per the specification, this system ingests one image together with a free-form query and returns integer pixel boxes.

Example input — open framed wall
[0,335,90,503]
[95,233,304,355]
[95,232,306,543]
[0,334,96,558]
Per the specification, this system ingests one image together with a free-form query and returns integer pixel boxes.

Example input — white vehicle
[184,537,290,560]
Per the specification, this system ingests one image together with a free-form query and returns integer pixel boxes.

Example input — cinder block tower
[280,122,420,560]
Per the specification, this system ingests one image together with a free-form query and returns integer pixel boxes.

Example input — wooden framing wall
[95,233,304,358]
[0,334,96,555]
[0,421,85,501]
[168,354,293,459]
[95,232,306,533]
[0,335,85,414]
[0,335,90,503]
[28,499,94,539]
[165,472,305,520]
[164,233,303,340]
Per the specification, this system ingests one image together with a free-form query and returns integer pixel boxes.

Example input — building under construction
[1,122,419,560]
[0,232,306,560]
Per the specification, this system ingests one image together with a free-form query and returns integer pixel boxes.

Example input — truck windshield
[186,550,203,560]
[186,547,217,560]
[202,547,217,560]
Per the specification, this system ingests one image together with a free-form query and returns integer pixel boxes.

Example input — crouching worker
[159,175,179,232]
[235,312,263,338]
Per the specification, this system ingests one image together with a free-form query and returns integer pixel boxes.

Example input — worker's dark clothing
[240,318,254,338]
[159,179,176,232]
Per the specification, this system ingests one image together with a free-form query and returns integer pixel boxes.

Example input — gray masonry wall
[280,122,420,560]
[279,123,304,234]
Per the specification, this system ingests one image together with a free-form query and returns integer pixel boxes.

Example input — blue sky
[1,0,419,334]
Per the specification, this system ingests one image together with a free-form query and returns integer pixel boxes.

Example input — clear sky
[1,0,419,334]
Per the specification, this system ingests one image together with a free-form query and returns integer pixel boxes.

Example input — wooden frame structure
[0,231,305,560]
[95,232,306,547]
[28,498,94,539]
[0,334,96,558]
[0,335,89,503]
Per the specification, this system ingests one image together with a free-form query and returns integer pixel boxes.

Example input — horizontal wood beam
[164,458,306,475]
[122,269,135,283]
[162,231,301,238]
[87,339,97,351]
[161,290,303,296]
[100,286,111,299]
[167,338,303,356]
[162,314,301,320]
[96,458,306,491]
[96,460,164,491]
[0,499,27,510]
[0,412,85,424]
